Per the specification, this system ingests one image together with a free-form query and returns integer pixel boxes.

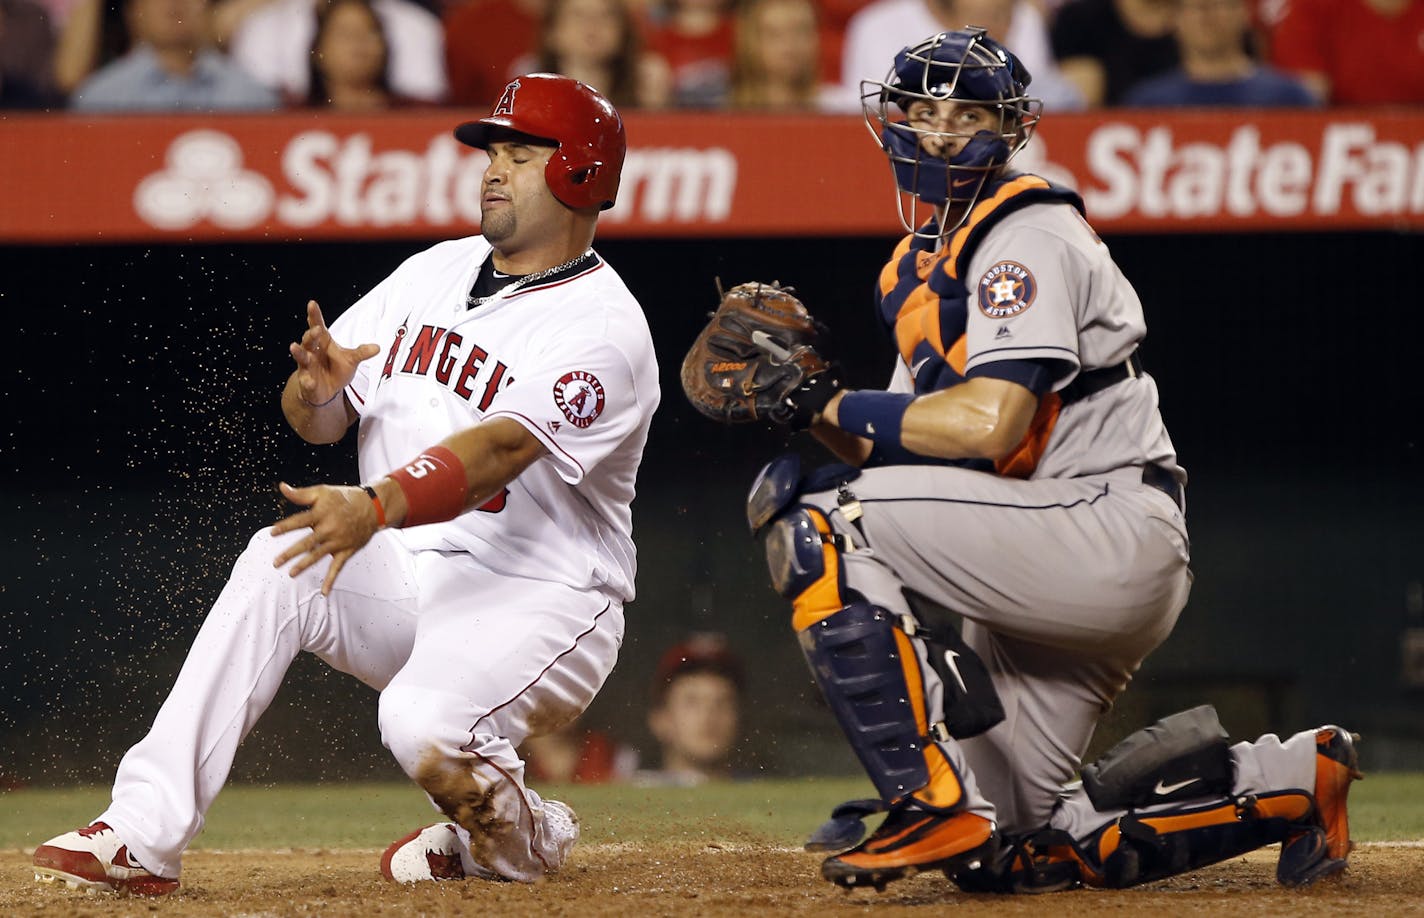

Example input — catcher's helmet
[455,73,626,211]
[861,30,1041,230]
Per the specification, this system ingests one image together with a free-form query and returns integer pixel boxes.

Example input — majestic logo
[994,324,1012,340]
[493,80,520,116]
[977,261,1037,318]
[553,370,605,428]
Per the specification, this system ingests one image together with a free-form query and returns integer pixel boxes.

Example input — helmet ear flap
[546,154,615,210]
[570,164,597,187]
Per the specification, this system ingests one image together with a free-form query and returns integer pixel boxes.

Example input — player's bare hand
[289,300,381,407]
[271,481,380,595]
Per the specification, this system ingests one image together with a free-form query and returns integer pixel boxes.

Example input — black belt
[1059,351,1143,405]
[1141,463,1184,511]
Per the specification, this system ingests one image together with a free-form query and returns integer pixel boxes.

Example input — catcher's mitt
[681,281,833,425]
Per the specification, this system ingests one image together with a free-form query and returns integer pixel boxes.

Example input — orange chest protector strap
[874,176,1085,478]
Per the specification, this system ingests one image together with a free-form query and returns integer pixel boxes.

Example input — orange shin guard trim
[1091,803,1248,869]
[1135,801,1244,837]
[1252,792,1313,823]
[1095,823,1122,868]
[914,747,964,811]
[890,629,963,811]
[789,509,843,633]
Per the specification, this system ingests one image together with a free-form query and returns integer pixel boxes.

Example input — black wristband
[786,365,843,431]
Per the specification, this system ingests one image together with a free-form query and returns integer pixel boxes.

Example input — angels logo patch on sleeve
[553,370,605,428]
[978,261,1037,318]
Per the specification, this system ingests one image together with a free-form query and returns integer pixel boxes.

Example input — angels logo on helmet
[454,73,627,212]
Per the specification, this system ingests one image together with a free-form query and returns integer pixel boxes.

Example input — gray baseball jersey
[808,194,1193,834]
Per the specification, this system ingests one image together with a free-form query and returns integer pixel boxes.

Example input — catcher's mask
[455,73,626,211]
[861,29,1042,238]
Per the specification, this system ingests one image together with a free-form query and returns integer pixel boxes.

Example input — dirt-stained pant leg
[810,463,1191,834]
[378,553,623,882]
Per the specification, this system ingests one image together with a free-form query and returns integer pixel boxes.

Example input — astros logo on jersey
[977,261,1037,318]
[553,370,605,428]
[493,80,520,116]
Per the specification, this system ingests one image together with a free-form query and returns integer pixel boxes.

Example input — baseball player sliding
[33,74,659,893]
[682,29,1360,894]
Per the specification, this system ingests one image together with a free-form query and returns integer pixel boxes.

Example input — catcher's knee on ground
[986,707,1337,893]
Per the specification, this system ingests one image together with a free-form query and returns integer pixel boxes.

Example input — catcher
[681,29,1360,894]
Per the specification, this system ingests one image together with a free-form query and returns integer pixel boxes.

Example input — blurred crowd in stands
[0,0,1420,112]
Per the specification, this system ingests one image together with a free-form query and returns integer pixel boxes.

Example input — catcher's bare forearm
[898,378,1039,461]
[810,413,872,466]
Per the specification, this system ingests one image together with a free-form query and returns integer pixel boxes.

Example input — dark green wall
[2,231,1420,786]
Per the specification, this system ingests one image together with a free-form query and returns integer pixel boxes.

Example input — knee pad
[746,452,861,537]
[764,505,845,630]
[1081,705,1234,811]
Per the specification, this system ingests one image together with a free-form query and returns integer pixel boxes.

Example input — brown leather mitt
[680,281,833,426]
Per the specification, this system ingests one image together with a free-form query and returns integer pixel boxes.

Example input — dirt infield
[4,842,1423,917]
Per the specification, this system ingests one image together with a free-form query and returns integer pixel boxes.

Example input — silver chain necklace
[467,249,595,308]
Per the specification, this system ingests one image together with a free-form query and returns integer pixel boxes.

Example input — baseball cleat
[32,822,179,896]
[1313,726,1363,861]
[1276,726,1363,887]
[380,823,483,883]
[541,799,581,869]
[820,808,996,891]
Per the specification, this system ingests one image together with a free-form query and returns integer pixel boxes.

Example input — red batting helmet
[455,73,626,211]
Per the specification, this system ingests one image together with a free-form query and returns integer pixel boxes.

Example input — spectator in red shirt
[636,633,744,786]
[443,0,544,105]
[1267,0,1424,105]
[646,0,732,107]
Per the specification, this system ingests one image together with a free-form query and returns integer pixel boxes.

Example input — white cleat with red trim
[381,822,494,883]
[32,822,179,896]
[381,800,580,884]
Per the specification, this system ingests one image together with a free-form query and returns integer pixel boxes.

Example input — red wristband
[361,485,386,528]
[388,445,469,527]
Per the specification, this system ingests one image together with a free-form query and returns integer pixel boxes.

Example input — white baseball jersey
[329,236,659,602]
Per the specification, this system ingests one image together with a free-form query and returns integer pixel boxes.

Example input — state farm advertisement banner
[0,109,1420,242]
